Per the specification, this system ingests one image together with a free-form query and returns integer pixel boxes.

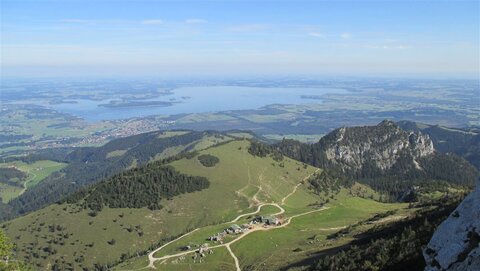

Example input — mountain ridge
[273,120,478,199]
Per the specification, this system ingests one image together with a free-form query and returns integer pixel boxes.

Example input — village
[175,214,283,263]
[207,215,281,242]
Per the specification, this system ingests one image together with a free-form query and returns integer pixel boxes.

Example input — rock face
[274,120,477,189]
[320,120,435,172]
[423,183,480,271]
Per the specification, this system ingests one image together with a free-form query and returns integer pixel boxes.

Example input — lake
[49,86,347,121]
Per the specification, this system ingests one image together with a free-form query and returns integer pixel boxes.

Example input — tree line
[3,130,210,221]
[63,163,209,213]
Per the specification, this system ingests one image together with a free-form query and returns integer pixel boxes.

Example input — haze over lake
[47,86,346,121]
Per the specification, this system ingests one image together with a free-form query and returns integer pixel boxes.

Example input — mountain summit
[318,120,434,172]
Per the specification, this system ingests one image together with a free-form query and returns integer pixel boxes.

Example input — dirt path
[315,226,348,231]
[143,167,322,270]
[146,206,328,269]
[147,228,200,268]
[281,169,319,205]
[19,170,36,195]
[281,182,302,205]
[229,203,283,223]
[226,244,241,271]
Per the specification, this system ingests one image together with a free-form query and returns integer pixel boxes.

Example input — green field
[1,139,419,270]
[116,141,410,271]
[0,160,66,202]
[138,190,407,271]
[2,140,319,269]
[160,246,237,271]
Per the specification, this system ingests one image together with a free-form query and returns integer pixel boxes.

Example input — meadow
[0,160,66,202]
[2,140,318,270]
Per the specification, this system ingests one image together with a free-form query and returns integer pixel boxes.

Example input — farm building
[208,232,226,241]
[227,224,242,234]
[254,215,279,225]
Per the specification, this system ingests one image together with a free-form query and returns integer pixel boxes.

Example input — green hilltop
[2,130,238,220]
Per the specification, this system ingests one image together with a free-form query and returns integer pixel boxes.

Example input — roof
[229,224,241,230]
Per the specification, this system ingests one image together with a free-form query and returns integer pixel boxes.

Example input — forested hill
[273,120,478,198]
[397,120,480,169]
[63,163,210,214]
[2,130,234,221]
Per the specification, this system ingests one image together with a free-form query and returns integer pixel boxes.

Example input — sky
[1,0,479,78]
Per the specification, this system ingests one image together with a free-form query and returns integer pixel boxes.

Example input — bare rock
[424,183,480,271]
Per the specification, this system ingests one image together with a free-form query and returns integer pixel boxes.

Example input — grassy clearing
[0,160,66,202]
[106,149,128,158]
[156,131,191,138]
[166,140,317,223]
[0,183,23,203]
[152,204,284,259]
[230,192,407,270]
[2,202,217,270]
[154,246,236,271]
[153,134,235,162]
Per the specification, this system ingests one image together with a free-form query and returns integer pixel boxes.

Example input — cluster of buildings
[176,244,213,264]
[252,215,280,226]
[207,215,281,242]
[208,224,251,242]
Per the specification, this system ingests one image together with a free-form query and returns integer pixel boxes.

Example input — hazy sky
[1,0,479,78]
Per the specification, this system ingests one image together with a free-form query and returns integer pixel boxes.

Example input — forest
[0,167,26,187]
[272,128,478,201]
[248,141,284,161]
[63,163,210,212]
[1,131,211,221]
[308,169,354,195]
[197,154,220,167]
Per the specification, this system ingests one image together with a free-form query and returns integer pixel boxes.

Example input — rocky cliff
[274,120,478,189]
[423,183,480,271]
[320,120,435,172]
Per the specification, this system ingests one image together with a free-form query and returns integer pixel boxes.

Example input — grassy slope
[145,190,406,271]
[0,160,66,203]
[165,140,318,222]
[231,192,405,270]
[118,142,408,271]
[2,140,317,270]
[2,139,410,270]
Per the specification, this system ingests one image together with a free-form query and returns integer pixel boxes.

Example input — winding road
[142,168,321,270]
[146,205,328,269]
